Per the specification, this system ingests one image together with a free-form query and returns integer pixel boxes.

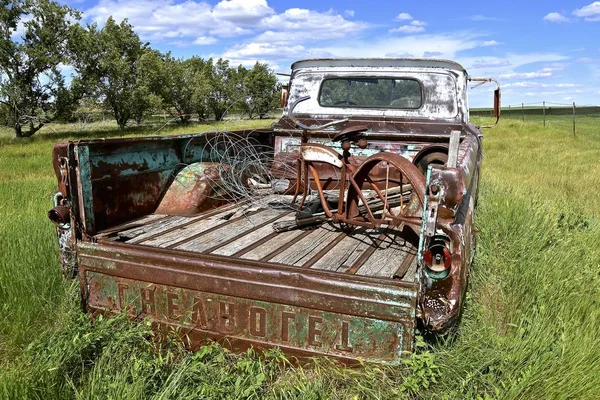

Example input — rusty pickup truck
[49,58,499,364]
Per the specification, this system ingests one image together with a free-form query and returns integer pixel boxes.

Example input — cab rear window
[318,77,422,109]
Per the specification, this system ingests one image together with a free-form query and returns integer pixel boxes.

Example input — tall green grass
[1,117,599,399]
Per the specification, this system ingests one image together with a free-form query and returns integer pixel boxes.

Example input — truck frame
[49,58,499,364]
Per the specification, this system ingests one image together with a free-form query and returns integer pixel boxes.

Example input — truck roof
[291,58,466,73]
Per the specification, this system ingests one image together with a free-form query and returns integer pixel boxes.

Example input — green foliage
[148,54,211,124]
[70,17,159,129]
[1,117,600,399]
[240,62,279,119]
[0,0,80,137]
[206,58,244,121]
[1,2,280,132]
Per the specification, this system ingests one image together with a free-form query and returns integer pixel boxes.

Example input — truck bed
[95,197,418,282]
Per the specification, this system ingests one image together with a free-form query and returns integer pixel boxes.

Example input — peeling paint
[50,58,485,362]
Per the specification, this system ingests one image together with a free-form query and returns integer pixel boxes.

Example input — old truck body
[49,58,496,364]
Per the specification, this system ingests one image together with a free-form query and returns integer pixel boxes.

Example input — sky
[59,0,600,107]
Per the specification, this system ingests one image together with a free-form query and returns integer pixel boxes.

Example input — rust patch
[155,163,230,216]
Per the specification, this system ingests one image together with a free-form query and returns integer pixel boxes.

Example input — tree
[206,58,242,121]
[241,62,278,119]
[70,17,158,129]
[186,57,212,121]
[150,54,211,124]
[0,0,80,138]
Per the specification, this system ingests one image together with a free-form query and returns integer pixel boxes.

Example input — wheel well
[413,146,449,174]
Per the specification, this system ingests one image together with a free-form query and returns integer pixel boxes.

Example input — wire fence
[471,102,600,136]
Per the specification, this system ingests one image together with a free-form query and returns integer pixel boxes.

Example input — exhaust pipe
[48,205,70,229]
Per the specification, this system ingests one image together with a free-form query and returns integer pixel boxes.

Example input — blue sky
[61,0,600,107]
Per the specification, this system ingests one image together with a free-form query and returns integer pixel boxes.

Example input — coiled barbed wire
[175,128,305,211]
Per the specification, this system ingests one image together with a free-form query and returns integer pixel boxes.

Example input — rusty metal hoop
[346,153,426,228]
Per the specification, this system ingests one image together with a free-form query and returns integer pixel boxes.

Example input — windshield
[318,77,422,109]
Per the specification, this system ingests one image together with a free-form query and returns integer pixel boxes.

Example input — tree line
[0,0,280,138]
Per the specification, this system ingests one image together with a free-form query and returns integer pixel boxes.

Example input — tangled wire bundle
[179,130,299,210]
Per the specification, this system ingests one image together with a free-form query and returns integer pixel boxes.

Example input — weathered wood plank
[174,209,284,252]
[124,201,248,244]
[392,252,417,280]
[212,212,296,256]
[141,217,232,248]
[356,232,417,278]
[123,215,192,242]
[399,258,419,283]
[291,229,344,267]
[269,224,340,266]
[301,232,347,269]
[138,204,261,247]
[98,192,421,282]
[95,213,169,240]
[241,229,309,261]
[309,231,373,272]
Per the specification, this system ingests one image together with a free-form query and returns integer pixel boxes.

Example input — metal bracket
[287,95,348,130]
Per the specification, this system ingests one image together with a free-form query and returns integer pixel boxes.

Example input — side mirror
[469,77,501,128]
[493,88,501,118]
[281,85,289,108]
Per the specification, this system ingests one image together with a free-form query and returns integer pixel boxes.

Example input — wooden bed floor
[96,201,419,281]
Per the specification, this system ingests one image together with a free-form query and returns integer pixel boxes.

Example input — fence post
[522,103,524,122]
[573,102,576,137]
[508,105,511,118]
[543,101,546,127]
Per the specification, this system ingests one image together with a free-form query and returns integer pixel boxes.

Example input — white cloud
[223,57,281,71]
[469,15,501,21]
[224,42,305,58]
[499,71,553,80]
[84,0,248,40]
[389,18,427,33]
[262,8,361,32]
[84,1,367,45]
[573,2,600,21]
[503,82,580,88]
[543,12,570,23]
[223,42,334,61]
[256,9,369,44]
[316,32,486,60]
[523,89,584,97]
[390,25,425,34]
[212,0,274,24]
[481,40,499,47]
[194,36,217,45]
[344,9,354,17]
[460,53,569,76]
[395,13,413,21]
[575,57,600,63]
[10,14,33,39]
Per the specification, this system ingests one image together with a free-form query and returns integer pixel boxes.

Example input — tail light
[423,237,452,278]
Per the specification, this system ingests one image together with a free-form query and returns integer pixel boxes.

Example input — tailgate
[78,241,418,364]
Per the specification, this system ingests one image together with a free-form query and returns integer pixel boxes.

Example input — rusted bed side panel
[78,241,418,364]
[417,128,482,332]
[64,131,273,234]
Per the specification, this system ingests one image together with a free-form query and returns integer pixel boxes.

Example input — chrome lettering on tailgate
[86,272,405,362]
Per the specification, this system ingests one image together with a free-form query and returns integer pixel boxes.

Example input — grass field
[1,116,599,399]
